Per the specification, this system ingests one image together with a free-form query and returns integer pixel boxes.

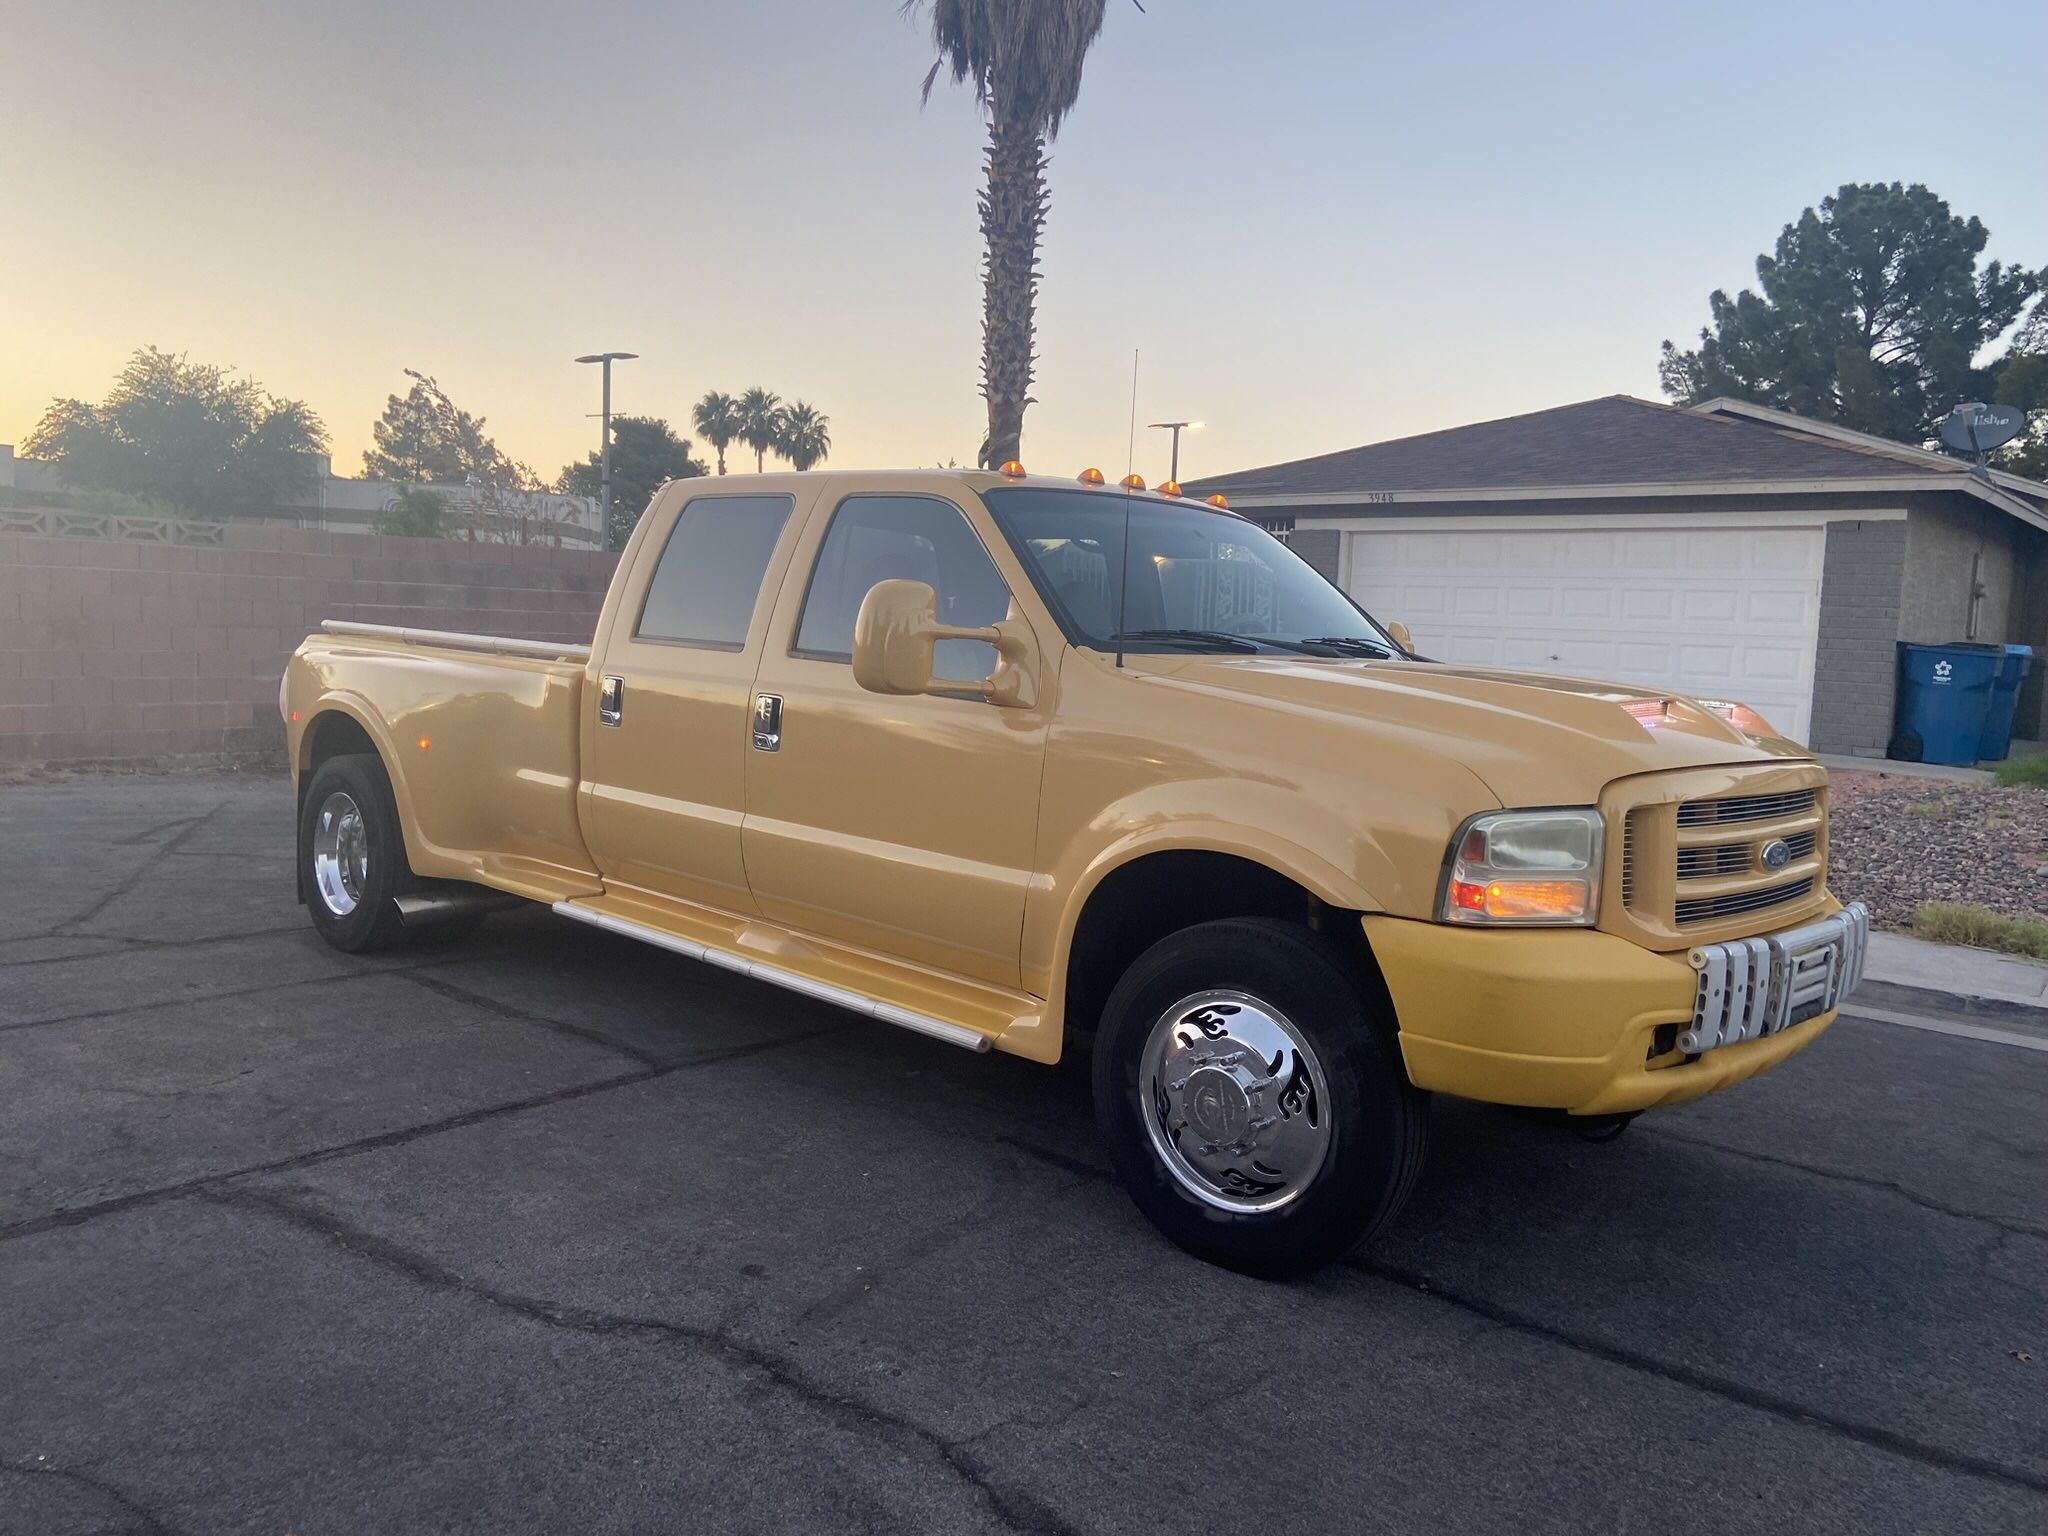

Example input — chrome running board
[549,900,992,1053]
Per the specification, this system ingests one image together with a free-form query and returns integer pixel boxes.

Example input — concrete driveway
[1,773,2042,1535]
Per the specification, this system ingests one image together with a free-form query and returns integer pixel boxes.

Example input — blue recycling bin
[1977,644,2034,762]
[1890,642,2002,765]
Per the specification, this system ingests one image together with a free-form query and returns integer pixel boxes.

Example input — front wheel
[1092,918,1427,1278]
[300,753,411,953]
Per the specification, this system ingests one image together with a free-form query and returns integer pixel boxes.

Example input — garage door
[1344,523,1824,744]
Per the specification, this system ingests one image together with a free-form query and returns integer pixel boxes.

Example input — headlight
[1439,808,1603,926]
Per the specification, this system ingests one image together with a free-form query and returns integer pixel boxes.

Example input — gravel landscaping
[1828,770,2048,928]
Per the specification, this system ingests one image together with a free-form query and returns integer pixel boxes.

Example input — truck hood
[1135,655,1814,806]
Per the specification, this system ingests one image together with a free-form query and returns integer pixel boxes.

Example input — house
[1188,397,2048,754]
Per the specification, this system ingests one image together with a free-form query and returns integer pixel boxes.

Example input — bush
[71,488,179,520]
[1911,901,2048,959]
[1993,754,2048,789]
[373,487,451,539]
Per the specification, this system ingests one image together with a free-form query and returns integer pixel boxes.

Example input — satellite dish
[1939,402,2027,454]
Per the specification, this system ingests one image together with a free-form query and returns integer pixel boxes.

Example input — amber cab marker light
[1120,473,1146,491]
[1158,480,1182,498]
[1206,493,1229,509]
[417,736,431,750]
[999,460,1027,479]
[1078,467,1106,486]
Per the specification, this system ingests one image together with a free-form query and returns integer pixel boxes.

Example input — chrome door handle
[599,674,624,727]
[752,693,782,752]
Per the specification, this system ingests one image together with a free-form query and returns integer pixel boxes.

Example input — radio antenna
[1116,349,1138,669]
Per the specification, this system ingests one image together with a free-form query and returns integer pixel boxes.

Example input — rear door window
[635,494,793,649]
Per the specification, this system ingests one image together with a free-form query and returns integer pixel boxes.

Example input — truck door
[580,488,806,913]
[742,489,1050,990]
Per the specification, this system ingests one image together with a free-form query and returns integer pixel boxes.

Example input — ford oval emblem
[1759,838,1793,871]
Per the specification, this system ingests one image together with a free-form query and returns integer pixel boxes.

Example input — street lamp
[575,351,639,543]
[1147,420,1204,482]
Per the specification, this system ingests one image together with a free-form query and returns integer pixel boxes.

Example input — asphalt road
[1,772,2042,1536]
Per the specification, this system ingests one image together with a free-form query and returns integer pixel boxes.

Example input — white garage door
[1344,522,1824,744]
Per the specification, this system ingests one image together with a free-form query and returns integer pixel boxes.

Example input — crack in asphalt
[391,968,669,1070]
[1345,1256,2048,1497]
[0,925,314,970]
[0,1021,849,1245]
[0,956,468,1037]
[205,1183,1082,1536]
[51,802,228,934]
[1640,1123,2048,1241]
[1,1455,188,1536]
[996,1133,2048,1496]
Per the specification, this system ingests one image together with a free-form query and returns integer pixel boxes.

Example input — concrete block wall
[1808,519,1907,755]
[0,524,618,765]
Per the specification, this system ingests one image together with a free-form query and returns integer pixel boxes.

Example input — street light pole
[1147,420,1204,482]
[575,351,639,545]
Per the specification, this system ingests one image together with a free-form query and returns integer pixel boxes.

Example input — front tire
[300,754,411,953]
[1093,918,1427,1278]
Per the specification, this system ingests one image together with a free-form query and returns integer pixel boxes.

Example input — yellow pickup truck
[282,468,1867,1275]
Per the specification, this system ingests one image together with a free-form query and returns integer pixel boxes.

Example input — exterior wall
[1290,528,1340,583]
[1808,519,1907,755]
[1901,498,2030,645]
[0,523,617,765]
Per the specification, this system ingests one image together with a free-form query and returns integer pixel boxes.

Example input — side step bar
[549,901,991,1053]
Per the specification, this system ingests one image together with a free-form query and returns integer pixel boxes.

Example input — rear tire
[300,753,411,953]
[1093,918,1427,1279]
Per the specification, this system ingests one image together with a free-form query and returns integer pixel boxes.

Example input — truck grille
[1616,777,1829,936]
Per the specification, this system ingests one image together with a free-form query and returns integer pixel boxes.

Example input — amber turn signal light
[999,460,1027,479]
[1078,467,1106,486]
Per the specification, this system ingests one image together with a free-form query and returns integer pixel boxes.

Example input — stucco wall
[0,523,617,765]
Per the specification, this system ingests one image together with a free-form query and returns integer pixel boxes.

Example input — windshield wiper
[1269,636,1396,659]
[1109,628,1263,654]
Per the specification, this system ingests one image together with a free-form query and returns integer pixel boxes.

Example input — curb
[1853,977,2048,1032]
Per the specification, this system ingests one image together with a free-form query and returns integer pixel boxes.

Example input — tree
[773,401,832,471]
[362,369,537,490]
[373,487,452,539]
[1994,304,2048,481]
[737,386,783,472]
[1660,183,2040,447]
[558,415,708,547]
[23,346,327,516]
[910,0,1124,469]
[692,391,743,475]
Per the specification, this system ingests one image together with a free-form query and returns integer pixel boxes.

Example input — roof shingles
[1188,395,1950,499]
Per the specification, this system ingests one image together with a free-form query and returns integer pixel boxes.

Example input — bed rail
[319,620,592,663]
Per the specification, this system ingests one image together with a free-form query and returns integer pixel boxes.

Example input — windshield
[981,487,1399,656]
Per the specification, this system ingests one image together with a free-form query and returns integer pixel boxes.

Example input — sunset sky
[4,0,2044,488]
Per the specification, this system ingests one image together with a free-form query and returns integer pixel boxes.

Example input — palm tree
[737,386,783,472]
[774,401,832,471]
[691,390,742,475]
[910,0,1119,469]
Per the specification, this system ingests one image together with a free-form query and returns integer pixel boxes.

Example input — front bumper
[1362,902,1868,1117]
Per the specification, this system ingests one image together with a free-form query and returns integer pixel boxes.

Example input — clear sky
[4,0,2044,487]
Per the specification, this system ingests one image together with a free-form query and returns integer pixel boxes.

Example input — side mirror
[1384,619,1414,654]
[852,579,1038,708]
